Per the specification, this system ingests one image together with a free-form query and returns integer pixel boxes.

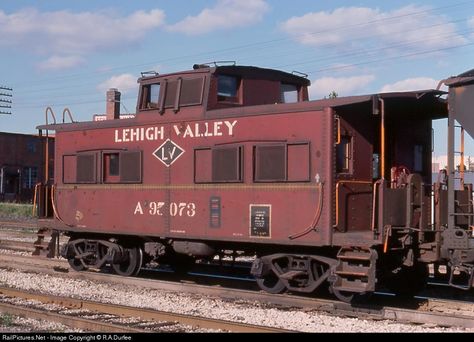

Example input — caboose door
[334,116,373,232]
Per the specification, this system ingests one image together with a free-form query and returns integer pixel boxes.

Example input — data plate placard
[249,204,271,238]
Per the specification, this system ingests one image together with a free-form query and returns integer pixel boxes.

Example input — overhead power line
[9,0,474,90]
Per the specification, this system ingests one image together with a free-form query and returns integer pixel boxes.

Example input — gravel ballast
[0,268,470,333]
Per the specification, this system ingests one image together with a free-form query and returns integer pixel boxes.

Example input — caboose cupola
[136,64,310,118]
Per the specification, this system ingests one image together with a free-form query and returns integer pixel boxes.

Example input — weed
[0,313,14,326]
[0,203,33,219]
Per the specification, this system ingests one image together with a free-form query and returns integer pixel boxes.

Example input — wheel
[331,287,355,303]
[66,239,88,271]
[68,257,87,272]
[112,246,143,276]
[256,271,286,294]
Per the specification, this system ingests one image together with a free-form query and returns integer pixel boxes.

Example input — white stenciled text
[134,201,196,217]
[114,120,237,143]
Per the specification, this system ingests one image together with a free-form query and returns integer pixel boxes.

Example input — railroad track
[0,299,144,333]
[0,239,35,252]
[0,253,473,330]
[0,219,37,230]
[0,226,472,330]
[0,286,285,333]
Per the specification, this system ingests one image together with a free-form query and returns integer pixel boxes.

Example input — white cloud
[469,16,474,33]
[0,8,165,57]
[282,7,376,46]
[380,77,440,92]
[37,55,85,71]
[281,5,466,51]
[97,74,137,94]
[309,74,375,99]
[167,0,269,35]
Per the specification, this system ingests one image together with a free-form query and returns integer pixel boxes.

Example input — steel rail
[0,286,288,333]
[0,240,35,252]
[0,301,145,332]
[0,220,37,230]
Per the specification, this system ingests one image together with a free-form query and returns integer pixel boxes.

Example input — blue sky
[1,1,474,156]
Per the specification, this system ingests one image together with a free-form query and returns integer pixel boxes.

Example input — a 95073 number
[134,201,196,217]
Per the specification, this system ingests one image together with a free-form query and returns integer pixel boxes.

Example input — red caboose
[37,64,474,301]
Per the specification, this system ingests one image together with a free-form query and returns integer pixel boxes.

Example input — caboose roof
[442,68,474,87]
[138,64,311,87]
[206,89,447,121]
[212,65,311,86]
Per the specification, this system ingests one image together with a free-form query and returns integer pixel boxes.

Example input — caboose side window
[280,84,298,103]
[103,153,120,183]
[180,77,205,106]
[141,83,160,109]
[254,143,310,182]
[194,146,243,183]
[120,151,142,183]
[212,146,243,182]
[217,75,240,102]
[164,80,179,108]
[254,145,286,182]
[336,135,352,174]
[103,151,142,183]
[76,154,97,183]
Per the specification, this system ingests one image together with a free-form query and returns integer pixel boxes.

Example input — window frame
[76,153,97,184]
[254,144,287,182]
[22,166,38,189]
[217,74,241,103]
[212,145,244,183]
[280,83,300,103]
[336,135,353,174]
[119,150,143,183]
[102,151,121,184]
[253,142,311,183]
[140,76,206,113]
[61,150,142,185]
[179,76,205,107]
[194,145,244,184]
[140,82,162,110]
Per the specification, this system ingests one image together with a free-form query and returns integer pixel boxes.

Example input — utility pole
[0,86,12,115]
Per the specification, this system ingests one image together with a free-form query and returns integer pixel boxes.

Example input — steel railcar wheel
[68,258,87,272]
[256,271,286,294]
[112,246,143,276]
[331,288,355,303]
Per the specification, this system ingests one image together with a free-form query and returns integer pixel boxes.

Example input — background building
[0,132,54,202]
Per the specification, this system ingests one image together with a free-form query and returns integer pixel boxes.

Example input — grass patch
[0,203,34,219]
[0,313,14,326]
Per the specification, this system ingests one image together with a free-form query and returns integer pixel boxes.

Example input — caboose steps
[330,247,377,296]
[32,228,60,258]
[336,253,373,261]
[334,270,370,277]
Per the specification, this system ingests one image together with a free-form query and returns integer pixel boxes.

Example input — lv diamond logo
[153,139,185,167]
